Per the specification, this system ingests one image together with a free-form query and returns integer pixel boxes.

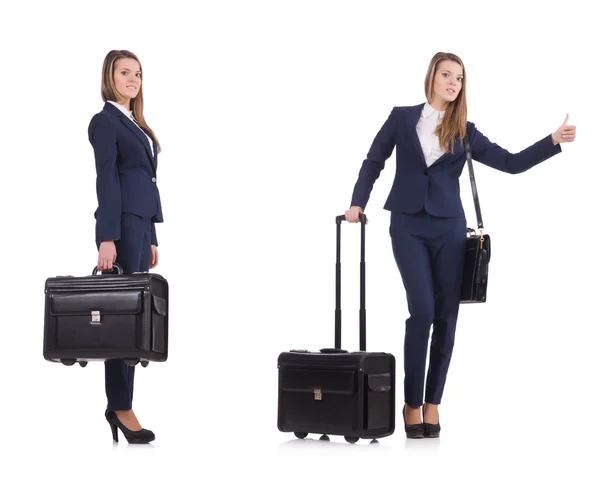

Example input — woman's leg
[102,214,152,429]
[390,211,435,421]
[424,216,466,421]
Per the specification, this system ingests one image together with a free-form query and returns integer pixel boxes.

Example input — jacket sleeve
[88,114,121,242]
[470,124,562,174]
[350,108,398,210]
[151,222,158,247]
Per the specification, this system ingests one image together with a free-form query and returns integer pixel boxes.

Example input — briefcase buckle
[91,310,101,322]
[314,388,322,400]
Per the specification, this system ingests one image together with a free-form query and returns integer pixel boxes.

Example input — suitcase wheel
[293,432,308,439]
[60,359,76,366]
[141,361,149,368]
[344,436,359,444]
[319,435,330,441]
[78,361,88,367]
[124,359,139,367]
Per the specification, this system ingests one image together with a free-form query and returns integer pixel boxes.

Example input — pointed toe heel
[105,410,155,444]
[423,422,441,438]
[422,404,441,438]
[403,405,424,439]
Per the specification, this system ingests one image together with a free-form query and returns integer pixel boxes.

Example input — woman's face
[431,60,463,108]
[113,58,142,103]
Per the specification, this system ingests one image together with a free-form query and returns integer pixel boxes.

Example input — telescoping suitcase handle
[332,213,367,352]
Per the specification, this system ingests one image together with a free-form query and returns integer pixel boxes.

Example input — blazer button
[424,170,429,176]
[151,177,156,183]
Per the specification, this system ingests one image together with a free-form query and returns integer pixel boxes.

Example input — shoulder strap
[464,133,484,230]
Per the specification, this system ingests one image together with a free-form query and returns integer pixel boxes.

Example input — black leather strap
[464,133,484,230]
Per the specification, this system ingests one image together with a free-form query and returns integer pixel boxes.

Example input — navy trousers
[95,213,152,411]
[389,209,466,407]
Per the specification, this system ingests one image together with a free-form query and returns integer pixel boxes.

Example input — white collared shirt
[107,100,154,157]
[416,101,445,167]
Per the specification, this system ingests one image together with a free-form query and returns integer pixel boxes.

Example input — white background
[1,0,598,491]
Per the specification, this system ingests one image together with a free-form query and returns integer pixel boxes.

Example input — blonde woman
[345,52,575,438]
[88,49,164,444]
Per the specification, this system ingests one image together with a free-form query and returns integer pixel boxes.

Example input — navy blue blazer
[350,103,562,217]
[88,102,163,245]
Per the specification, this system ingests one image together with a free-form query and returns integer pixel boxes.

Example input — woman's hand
[150,245,159,269]
[552,114,576,145]
[345,206,365,223]
[97,240,117,272]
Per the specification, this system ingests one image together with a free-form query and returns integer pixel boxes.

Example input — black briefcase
[277,214,396,444]
[460,134,491,303]
[43,263,168,367]
[461,228,491,303]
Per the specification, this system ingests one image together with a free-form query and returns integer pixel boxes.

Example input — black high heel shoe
[105,410,155,444]
[422,403,441,438]
[403,405,424,439]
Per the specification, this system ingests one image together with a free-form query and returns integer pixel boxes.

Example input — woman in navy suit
[88,49,164,444]
[344,52,576,439]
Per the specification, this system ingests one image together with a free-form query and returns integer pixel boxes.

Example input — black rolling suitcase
[277,214,395,443]
[43,263,168,368]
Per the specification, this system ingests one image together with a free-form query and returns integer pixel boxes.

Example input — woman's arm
[469,115,575,174]
[350,108,398,210]
[151,222,158,247]
[88,114,122,242]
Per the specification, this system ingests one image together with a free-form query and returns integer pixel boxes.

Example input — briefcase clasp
[91,310,101,322]
[314,388,322,400]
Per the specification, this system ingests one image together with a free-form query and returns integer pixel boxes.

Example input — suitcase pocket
[49,290,143,351]
[151,295,167,354]
[280,368,358,431]
[366,373,392,430]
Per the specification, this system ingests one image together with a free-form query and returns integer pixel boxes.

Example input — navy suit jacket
[350,103,562,217]
[88,102,163,245]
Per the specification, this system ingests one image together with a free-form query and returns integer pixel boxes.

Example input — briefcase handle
[92,263,124,276]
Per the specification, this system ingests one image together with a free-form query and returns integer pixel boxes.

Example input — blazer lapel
[104,102,155,170]
[405,103,465,169]
[152,139,158,169]
[405,104,427,167]
[119,116,155,168]
[429,136,465,168]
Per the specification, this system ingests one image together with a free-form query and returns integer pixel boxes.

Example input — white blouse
[416,101,445,167]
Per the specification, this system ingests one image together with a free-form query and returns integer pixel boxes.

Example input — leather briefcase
[460,134,491,304]
[43,263,168,367]
[461,228,491,303]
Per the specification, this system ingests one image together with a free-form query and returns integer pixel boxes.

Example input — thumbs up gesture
[552,114,576,145]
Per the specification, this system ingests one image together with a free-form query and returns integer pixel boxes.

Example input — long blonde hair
[424,52,467,154]
[100,50,161,153]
